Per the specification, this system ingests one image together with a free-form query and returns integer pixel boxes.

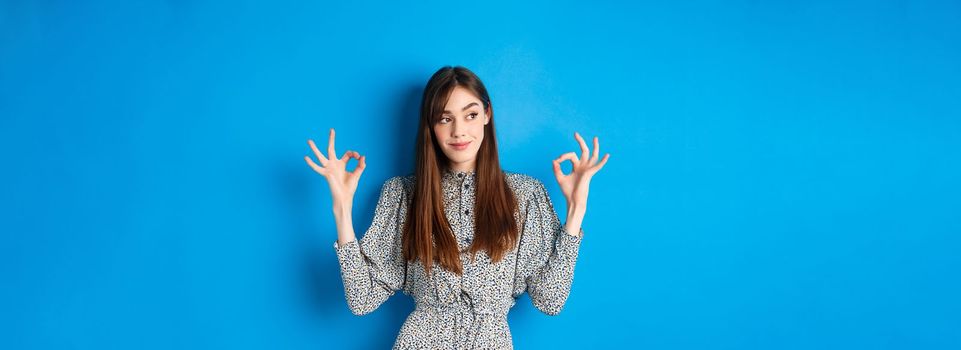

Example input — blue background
[2,0,960,349]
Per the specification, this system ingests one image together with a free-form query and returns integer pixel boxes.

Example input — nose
[450,118,467,138]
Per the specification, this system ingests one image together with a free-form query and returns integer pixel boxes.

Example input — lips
[450,141,471,150]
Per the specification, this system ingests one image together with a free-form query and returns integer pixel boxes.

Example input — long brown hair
[402,66,519,276]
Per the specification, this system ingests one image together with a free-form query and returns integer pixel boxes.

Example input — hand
[552,131,610,207]
[304,128,366,211]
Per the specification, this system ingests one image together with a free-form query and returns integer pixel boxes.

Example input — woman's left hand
[552,131,610,207]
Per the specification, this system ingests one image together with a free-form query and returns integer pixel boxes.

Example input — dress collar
[442,167,475,182]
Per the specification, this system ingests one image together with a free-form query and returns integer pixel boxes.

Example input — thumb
[552,158,565,179]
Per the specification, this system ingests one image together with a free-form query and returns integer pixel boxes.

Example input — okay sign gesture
[304,128,366,211]
[552,132,610,207]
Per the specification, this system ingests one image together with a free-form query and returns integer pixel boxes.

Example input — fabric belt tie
[416,290,512,349]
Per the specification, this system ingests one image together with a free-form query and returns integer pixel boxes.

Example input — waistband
[415,293,514,317]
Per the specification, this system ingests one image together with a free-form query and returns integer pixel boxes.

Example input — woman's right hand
[305,128,366,213]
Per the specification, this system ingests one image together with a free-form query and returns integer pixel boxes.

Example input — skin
[305,87,610,246]
[433,86,491,173]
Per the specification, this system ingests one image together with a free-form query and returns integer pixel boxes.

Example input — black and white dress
[333,167,584,349]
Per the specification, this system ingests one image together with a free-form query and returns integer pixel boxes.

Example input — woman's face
[433,85,490,172]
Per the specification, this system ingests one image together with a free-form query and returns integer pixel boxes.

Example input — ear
[485,104,492,125]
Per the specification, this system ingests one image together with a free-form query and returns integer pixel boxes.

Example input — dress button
[464,184,469,189]
[464,209,470,215]
[457,173,464,178]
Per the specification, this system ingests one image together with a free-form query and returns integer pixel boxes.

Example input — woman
[304,66,609,349]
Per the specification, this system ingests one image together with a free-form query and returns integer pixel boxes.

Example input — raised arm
[305,129,406,315]
[304,128,367,246]
[523,180,584,316]
[332,177,408,316]
[523,131,609,315]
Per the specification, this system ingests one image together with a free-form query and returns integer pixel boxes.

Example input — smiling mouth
[450,141,471,150]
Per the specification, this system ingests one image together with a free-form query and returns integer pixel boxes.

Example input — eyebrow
[443,102,480,114]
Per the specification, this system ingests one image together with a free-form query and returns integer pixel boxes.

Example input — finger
[304,155,327,175]
[340,150,354,163]
[591,136,600,165]
[344,151,361,171]
[592,153,610,172]
[574,132,589,165]
[308,139,328,165]
[557,151,579,164]
[353,155,366,176]
[552,158,564,178]
[555,152,579,174]
[327,128,337,160]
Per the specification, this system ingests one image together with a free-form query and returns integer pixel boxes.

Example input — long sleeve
[333,176,408,316]
[521,179,584,316]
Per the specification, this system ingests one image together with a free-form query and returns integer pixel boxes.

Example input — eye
[438,116,451,124]
[468,113,478,119]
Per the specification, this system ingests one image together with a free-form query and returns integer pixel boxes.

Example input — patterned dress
[333,167,584,349]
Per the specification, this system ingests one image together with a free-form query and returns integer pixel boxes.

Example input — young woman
[304,66,609,349]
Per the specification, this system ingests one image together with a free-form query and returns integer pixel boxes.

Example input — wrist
[566,200,586,217]
[565,202,586,238]
[333,201,353,217]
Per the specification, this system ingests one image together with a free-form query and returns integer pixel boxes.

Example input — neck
[447,163,475,173]
[447,166,474,174]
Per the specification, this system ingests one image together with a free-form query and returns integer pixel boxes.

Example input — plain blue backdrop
[2,0,960,349]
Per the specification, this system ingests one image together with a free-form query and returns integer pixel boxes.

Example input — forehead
[444,86,482,110]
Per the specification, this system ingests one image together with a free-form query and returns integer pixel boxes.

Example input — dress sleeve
[521,179,584,316]
[333,176,407,316]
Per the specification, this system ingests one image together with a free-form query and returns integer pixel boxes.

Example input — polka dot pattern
[334,167,584,349]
